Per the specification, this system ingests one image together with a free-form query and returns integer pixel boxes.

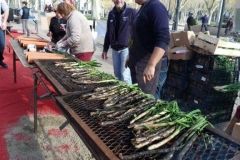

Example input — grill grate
[60,94,240,160]
[181,130,240,160]
[62,94,136,156]
[35,59,240,160]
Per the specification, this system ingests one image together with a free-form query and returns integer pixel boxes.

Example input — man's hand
[143,64,155,84]
[102,52,108,60]
[1,22,7,30]
[47,31,52,37]
[60,24,66,31]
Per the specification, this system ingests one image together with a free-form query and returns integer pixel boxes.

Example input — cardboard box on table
[193,32,240,56]
[168,46,193,60]
[168,31,196,60]
[171,31,196,48]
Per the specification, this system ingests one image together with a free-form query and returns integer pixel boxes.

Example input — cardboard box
[193,32,240,56]
[232,122,240,140]
[171,31,196,48]
[168,46,193,60]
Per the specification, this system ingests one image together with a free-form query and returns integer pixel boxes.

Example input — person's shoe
[0,61,8,68]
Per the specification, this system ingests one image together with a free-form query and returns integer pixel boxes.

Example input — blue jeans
[112,48,132,84]
[155,59,168,99]
[0,29,5,61]
[201,23,208,32]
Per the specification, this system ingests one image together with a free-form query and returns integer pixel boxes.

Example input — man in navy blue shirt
[200,14,208,32]
[128,0,170,95]
[102,0,136,84]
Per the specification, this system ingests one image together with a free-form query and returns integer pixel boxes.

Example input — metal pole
[33,70,38,133]
[216,0,223,27]
[217,0,226,38]
[174,0,181,31]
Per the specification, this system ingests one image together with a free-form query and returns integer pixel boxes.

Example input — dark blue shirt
[201,15,209,24]
[135,0,170,53]
[21,6,30,19]
[103,4,137,52]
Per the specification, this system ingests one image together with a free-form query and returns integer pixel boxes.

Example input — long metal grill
[35,59,240,159]
[58,93,240,160]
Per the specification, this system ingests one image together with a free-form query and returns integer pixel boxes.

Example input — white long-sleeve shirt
[0,0,9,27]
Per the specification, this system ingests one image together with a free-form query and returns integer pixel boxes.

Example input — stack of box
[163,31,196,101]
[187,53,239,124]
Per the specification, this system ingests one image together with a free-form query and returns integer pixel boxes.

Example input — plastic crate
[168,60,193,74]
[193,53,239,73]
[190,69,239,86]
[166,71,190,90]
[162,85,188,101]
[206,109,232,124]
[189,81,237,101]
[186,94,235,114]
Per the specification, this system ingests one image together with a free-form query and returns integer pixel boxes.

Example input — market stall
[32,58,240,160]
[10,34,240,159]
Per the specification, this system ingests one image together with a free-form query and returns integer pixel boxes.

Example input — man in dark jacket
[187,13,194,31]
[224,18,233,36]
[127,0,170,95]
[102,0,137,84]
[20,1,30,36]
[200,14,208,32]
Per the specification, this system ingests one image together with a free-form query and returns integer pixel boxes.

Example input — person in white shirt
[0,0,9,68]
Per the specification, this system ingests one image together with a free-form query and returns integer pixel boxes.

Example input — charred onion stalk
[119,145,184,160]
[55,60,117,82]
[127,101,212,156]
[133,126,171,143]
[162,117,211,159]
[99,114,132,126]
[133,109,201,131]
[133,126,176,149]
[55,60,102,68]
[90,105,134,116]
[72,79,118,84]
[98,99,156,126]
[176,133,198,160]
[147,125,186,150]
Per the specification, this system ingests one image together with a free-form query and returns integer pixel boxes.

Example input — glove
[56,40,67,49]
[56,42,64,49]
[56,39,63,45]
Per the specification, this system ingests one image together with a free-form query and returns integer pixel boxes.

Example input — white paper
[201,77,206,81]
[175,50,187,54]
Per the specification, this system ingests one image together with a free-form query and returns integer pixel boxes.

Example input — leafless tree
[180,0,190,10]
[203,0,220,24]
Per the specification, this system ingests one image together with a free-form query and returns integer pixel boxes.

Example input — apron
[129,0,164,95]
